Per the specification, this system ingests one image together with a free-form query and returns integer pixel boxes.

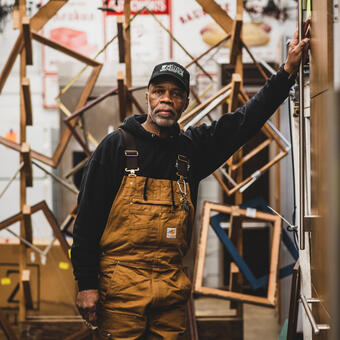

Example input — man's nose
[160,90,173,104]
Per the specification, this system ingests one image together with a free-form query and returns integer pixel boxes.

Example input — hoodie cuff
[77,277,99,291]
[278,63,297,87]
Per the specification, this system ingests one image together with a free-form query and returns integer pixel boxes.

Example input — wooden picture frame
[0,0,69,93]
[0,201,70,259]
[0,9,102,168]
[194,201,281,307]
[213,118,290,196]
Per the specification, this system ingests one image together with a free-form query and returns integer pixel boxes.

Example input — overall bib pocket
[128,198,178,247]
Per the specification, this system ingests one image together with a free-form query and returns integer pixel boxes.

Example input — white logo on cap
[160,64,184,77]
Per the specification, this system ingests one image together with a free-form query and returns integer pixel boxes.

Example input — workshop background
[0,0,339,339]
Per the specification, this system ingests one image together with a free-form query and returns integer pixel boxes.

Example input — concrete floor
[0,298,281,340]
[195,297,281,340]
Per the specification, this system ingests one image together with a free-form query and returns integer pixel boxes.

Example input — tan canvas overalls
[96,129,195,339]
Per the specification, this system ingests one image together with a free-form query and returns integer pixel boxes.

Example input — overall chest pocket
[128,199,184,247]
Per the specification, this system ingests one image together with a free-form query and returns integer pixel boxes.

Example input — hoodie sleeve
[71,131,124,291]
[186,65,295,180]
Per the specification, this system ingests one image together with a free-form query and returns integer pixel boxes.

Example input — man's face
[146,77,189,129]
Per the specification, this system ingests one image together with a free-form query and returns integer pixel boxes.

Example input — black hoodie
[71,65,295,291]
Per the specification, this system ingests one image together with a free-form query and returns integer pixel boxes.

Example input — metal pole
[0,162,24,199]
[298,0,306,250]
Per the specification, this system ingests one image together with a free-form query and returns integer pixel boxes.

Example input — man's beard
[147,99,178,128]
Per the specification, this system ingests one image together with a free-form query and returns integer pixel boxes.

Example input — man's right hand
[76,289,100,327]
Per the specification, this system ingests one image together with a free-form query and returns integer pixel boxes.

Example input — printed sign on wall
[103,0,169,15]
[171,0,297,64]
[41,0,105,108]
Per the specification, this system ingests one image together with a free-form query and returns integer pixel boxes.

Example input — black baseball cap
[148,62,190,96]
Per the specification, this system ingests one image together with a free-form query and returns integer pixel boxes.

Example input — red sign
[103,0,169,15]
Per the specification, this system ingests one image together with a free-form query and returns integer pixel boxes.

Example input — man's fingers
[303,19,311,37]
[79,305,97,317]
[294,38,310,54]
[88,311,98,323]
[292,29,299,41]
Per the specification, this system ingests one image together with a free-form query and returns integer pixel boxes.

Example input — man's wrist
[77,277,99,291]
[283,63,297,77]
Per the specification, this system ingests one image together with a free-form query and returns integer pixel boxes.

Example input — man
[72,26,309,339]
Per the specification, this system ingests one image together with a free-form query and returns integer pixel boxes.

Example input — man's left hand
[284,19,311,76]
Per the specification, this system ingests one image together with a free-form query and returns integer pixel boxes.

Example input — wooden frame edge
[193,201,281,307]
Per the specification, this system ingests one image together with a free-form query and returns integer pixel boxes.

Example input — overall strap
[119,128,139,177]
[176,154,190,181]
[175,136,191,181]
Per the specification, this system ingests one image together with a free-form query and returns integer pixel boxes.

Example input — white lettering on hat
[160,64,184,77]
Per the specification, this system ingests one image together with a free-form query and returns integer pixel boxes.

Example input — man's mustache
[154,108,176,115]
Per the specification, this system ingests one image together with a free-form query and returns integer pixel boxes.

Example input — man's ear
[145,91,149,104]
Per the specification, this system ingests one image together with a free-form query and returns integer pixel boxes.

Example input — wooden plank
[196,0,266,81]
[214,148,287,197]
[128,90,145,114]
[0,1,68,94]
[234,0,244,78]
[31,32,100,66]
[0,137,55,167]
[30,0,68,32]
[0,201,44,232]
[41,202,70,259]
[19,2,27,321]
[267,212,281,305]
[22,204,33,244]
[227,150,287,196]
[64,120,92,157]
[242,43,268,80]
[0,201,70,260]
[12,4,20,30]
[193,201,211,292]
[228,207,242,299]
[117,70,126,121]
[229,262,241,309]
[238,92,287,152]
[212,171,231,196]
[310,90,332,331]
[0,310,18,340]
[310,0,334,97]
[230,139,271,171]
[193,201,281,306]
[179,83,232,124]
[196,286,275,307]
[22,17,33,65]
[124,0,133,116]
[228,73,242,112]
[22,269,33,310]
[21,143,33,187]
[64,87,118,123]
[52,64,102,166]
[21,78,33,125]
[0,32,24,94]
[117,16,125,63]
[229,15,242,65]
[186,35,231,68]
[195,0,233,33]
